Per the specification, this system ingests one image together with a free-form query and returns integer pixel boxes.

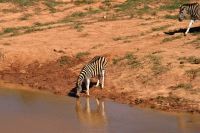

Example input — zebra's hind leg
[101,70,105,89]
[85,78,90,96]
[96,75,100,87]
[185,20,194,35]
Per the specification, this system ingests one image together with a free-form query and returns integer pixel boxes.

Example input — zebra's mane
[181,3,199,7]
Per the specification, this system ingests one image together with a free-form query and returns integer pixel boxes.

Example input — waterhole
[0,87,200,133]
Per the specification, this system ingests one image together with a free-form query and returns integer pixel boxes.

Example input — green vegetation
[178,56,200,64]
[152,25,171,31]
[74,0,94,5]
[58,55,70,65]
[162,35,182,43]
[159,0,189,11]
[76,51,90,59]
[113,52,141,68]
[124,53,141,68]
[147,54,169,75]
[0,21,58,36]
[185,68,200,80]
[0,0,38,6]
[173,83,193,90]
[71,11,87,18]
[112,56,124,65]
[73,22,84,32]
[19,14,32,20]
[164,14,178,19]
[113,35,132,42]
[116,0,153,12]
[116,0,189,17]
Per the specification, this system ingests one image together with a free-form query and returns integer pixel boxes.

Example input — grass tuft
[76,52,90,59]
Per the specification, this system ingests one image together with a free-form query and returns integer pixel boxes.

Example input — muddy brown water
[0,87,200,133]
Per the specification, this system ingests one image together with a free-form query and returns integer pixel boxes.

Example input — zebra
[179,3,200,35]
[76,56,107,97]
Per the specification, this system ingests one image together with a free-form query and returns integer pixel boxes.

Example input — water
[0,87,200,133]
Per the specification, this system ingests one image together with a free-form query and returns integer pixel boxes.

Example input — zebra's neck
[77,74,84,86]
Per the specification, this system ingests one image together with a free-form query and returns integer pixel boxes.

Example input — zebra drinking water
[76,56,107,97]
[179,3,200,35]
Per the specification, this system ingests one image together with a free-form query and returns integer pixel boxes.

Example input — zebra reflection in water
[75,98,107,127]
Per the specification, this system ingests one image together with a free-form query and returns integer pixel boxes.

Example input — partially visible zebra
[76,56,107,97]
[179,3,200,35]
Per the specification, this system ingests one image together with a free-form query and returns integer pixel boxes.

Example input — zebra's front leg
[85,78,90,96]
[101,70,105,89]
[185,20,194,35]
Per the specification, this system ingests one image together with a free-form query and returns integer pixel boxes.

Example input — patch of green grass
[164,14,178,19]
[162,35,182,43]
[147,54,169,75]
[76,52,90,59]
[178,56,200,64]
[58,55,70,65]
[0,21,59,36]
[74,0,94,5]
[186,56,200,64]
[44,0,65,13]
[71,11,87,18]
[73,23,84,32]
[112,57,124,65]
[112,52,141,68]
[2,8,20,13]
[3,27,17,33]
[159,0,189,11]
[19,13,32,20]
[124,53,141,68]
[185,68,200,80]
[136,5,153,16]
[152,25,171,31]
[173,83,193,90]
[0,0,38,6]
[113,35,132,41]
[116,0,153,12]
[85,7,102,14]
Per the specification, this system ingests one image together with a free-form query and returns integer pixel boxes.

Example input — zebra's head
[179,3,199,21]
[179,5,188,21]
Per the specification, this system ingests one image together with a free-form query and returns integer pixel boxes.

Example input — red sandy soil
[0,0,200,113]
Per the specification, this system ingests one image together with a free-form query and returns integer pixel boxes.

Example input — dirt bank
[0,55,200,114]
[0,0,200,113]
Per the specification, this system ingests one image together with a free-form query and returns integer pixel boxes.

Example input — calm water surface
[0,87,200,133]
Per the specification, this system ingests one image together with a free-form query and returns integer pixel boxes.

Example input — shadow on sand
[68,82,97,98]
[164,26,200,35]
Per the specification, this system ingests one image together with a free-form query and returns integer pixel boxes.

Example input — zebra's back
[80,56,107,78]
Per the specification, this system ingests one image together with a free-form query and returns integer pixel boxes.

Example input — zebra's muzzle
[178,17,183,22]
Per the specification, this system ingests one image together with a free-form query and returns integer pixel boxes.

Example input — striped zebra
[76,56,107,97]
[179,3,200,35]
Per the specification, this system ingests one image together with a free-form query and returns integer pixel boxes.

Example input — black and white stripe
[76,56,107,97]
[179,3,200,35]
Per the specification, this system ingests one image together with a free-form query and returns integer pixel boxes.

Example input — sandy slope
[0,1,200,113]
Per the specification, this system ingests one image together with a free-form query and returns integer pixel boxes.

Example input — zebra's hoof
[76,93,80,98]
